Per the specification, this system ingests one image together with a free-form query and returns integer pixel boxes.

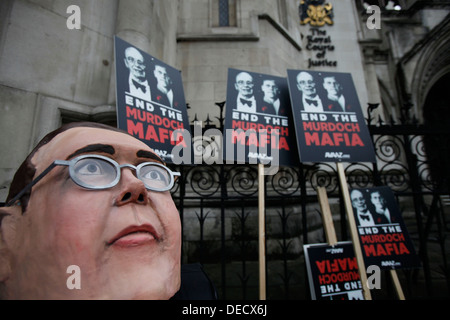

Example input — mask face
[0,127,181,299]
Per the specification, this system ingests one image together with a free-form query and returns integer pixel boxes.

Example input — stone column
[108,0,153,104]
[115,0,153,52]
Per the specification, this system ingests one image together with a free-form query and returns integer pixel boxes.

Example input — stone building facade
[1,1,449,200]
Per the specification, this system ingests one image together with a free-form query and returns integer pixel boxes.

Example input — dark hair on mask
[6,122,129,213]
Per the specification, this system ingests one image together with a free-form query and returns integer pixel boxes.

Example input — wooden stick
[336,162,372,300]
[390,269,405,300]
[258,163,266,300]
[317,187,338,246]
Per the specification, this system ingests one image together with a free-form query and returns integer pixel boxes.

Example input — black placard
[223,68,299,167]
[304,242,364,300]
[114,36,191,164]
[350,186,421,270]
[287,69,375,163]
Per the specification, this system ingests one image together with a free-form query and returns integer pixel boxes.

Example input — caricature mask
[0,122,181,299]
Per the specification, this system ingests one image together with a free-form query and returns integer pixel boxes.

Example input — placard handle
[336,162,372,300]
[258,163,266,300]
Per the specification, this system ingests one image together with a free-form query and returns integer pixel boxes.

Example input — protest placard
[350,186,421,269]
[114,36,191,164]
[223,68,299,167]
[287,70,375,163]
[304,242,364,300]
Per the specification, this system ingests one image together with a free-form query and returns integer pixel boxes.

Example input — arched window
[423,73,450,191]
[219,0,230,26]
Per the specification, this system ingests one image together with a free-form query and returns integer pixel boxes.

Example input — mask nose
[119,191,146,203]
[115,169,148,206]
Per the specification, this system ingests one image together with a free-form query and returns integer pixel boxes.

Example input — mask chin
[0,207,20,285]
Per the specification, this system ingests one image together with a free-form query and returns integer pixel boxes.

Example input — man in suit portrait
[296,71,324,112]
[258,79,286,116]
[124,47,151,101]
[152,64,176,109]
[369,190,391,224]
[234,71,257,113]
[322,75,351,112]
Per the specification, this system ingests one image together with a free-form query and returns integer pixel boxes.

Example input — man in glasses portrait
[124,46,152,101]
[0,122,202,299]
[234,71,258,113]
[296,71,324,112]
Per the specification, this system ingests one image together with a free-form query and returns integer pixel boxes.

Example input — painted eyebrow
[65,144,163,164]
[136,150,164,164]
[66,144,115,160]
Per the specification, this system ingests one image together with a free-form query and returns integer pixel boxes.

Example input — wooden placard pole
[390,269,406,300]
[336,162,372,300]
[317,187,338,247]
[258,163,266,300]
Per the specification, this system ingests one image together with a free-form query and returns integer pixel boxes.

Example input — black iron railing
[171,101,449,299]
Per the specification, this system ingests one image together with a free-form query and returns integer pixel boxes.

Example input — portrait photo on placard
[287,69,375,163]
